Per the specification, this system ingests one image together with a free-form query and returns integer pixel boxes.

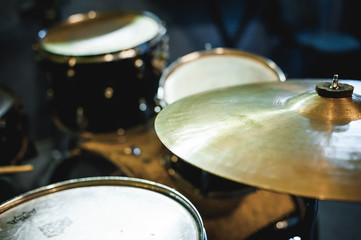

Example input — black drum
[0,176,207,240]
[35,10,169,134]
[156,48,287,212]
[0,84,30,166]
[156,47,286,109]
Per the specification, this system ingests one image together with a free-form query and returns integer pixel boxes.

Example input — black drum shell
[40,51,163,133]
[35,11,169,134]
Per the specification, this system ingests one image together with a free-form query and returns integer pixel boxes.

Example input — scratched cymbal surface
[154,79,361,202]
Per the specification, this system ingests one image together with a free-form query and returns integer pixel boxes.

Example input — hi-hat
[154,76,361,202]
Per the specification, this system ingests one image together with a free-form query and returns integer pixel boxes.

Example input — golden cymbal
[154,77,361,202]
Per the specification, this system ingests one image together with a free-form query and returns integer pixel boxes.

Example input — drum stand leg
[300,197,319,240]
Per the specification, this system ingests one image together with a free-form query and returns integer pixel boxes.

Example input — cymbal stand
[299,197,319,240]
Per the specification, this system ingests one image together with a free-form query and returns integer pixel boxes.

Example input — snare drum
[35,11,169,134]
[0,84,29,166]
[156,48,287,216]
[0,176,207,240]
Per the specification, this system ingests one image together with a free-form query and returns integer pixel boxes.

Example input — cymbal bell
[154,78,361,202]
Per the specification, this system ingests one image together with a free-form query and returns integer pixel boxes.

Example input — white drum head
[158,48,286,105]
[40,11,162,57]
[0,177,205,240]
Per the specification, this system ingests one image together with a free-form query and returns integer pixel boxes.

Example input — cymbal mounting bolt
[331,74,339,89]
[315,74,354,98]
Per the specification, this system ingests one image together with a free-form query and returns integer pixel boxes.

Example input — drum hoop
[156,48,286,108]
[0,176,206,239]
[35,11,167,64]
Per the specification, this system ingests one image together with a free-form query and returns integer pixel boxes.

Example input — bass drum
[156,48,287,217]
[34,10,169,135]
[0,176,207,240]
[0,83,30,166]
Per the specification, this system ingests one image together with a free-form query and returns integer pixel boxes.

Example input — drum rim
[156,47,286,108]
[0,176,206,239]
[34,10,167,64]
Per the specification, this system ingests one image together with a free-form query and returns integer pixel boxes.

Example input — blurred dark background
[1,0,361,239]
[2,0,361,141]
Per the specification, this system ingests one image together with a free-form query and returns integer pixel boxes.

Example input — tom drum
[35,10,169,134]
[156,48,287,216]
[156,47,286,108]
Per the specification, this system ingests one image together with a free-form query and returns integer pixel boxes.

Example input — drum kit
[1,9,361,240]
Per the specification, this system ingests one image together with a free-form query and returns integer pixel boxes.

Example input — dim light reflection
[276,220,288,229]
[289,237,301,240]
[104,54,114,62]
[66,69,75,78]
[116,128,125,136]
[154,106,161,113]
[68,57,76,67]
[119,49,136,58]
[67,13,86,24]
[104,87,114,99]
[38,30,46,39]
[134,59,143,68]
[139,103,147,111]
[180,52,201,63]
[88,11,96,19]
[214,48,225,54]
